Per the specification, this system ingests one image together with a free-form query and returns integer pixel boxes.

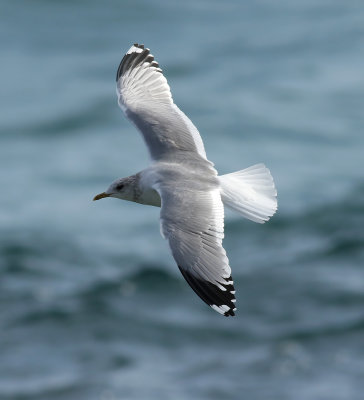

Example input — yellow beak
[93,192,110,201]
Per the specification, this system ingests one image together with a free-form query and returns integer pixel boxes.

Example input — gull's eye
[116,183,124,191]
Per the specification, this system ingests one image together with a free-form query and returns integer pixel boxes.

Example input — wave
[2,97,114,137]
[278,317,364,342]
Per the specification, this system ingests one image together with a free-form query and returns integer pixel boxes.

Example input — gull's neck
[132,171,161,207]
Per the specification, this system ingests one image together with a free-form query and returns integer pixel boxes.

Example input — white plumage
[93,44,278,317]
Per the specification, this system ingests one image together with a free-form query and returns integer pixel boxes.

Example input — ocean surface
[1,1,364,399]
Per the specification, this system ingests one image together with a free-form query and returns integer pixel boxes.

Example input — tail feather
[219,164,277,224]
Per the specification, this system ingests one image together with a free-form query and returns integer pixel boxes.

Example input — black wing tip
[224,308,236,317]
[116,43,161,82]
[178,266,237,317]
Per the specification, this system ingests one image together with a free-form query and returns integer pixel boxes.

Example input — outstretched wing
[116,44,207,161]
[157,184,236,316]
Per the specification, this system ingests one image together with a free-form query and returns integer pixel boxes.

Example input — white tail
[219,164,277,224]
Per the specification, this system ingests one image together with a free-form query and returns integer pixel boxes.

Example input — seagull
[93,44,277,316]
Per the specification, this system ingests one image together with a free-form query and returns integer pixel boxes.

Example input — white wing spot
[127,45,144,55]
[211,304,231,315]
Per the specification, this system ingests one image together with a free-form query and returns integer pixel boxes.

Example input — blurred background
[1,1,364,399]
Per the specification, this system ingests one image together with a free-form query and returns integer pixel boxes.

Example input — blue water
[1,1,364,399]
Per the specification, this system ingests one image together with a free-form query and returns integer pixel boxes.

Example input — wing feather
[116,44,207,161]
[156,184,236,317]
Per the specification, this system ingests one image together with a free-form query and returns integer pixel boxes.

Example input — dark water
[1,1,364,399]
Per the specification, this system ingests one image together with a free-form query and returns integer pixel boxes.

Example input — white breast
[137,168,161,207]
[139,187,161,207]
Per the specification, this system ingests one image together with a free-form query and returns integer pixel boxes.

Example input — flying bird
[93,44,277,316]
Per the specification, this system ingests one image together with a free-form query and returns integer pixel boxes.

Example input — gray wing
[156,183,236,316]
[116,44,207,161]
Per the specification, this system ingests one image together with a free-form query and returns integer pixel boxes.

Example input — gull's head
[93,177,136,202]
